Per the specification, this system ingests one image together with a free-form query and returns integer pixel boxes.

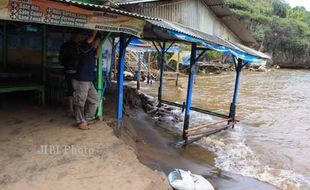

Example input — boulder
[257,66,268,72]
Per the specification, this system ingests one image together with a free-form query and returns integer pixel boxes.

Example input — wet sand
[0,105,169,190]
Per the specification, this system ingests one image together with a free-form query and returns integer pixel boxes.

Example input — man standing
[72,30,100,129]
[59,32,80,115]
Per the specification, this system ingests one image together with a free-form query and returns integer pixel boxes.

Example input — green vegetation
[225,0,310,67]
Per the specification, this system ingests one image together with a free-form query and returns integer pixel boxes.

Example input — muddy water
[139,69,310,190]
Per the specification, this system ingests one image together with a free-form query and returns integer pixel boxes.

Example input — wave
[165,107,310,190]
[199,125,310,190]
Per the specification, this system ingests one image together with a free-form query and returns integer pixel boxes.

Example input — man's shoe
[87,118,99,125]
[78,121,90,130]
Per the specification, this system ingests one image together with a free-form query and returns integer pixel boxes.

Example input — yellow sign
[0,0,145,37]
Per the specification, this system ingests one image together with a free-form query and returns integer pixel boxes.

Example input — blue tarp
[116,39,181,53]
[167,31,264,63]
[182,55,190,66]
[117,31,266,63]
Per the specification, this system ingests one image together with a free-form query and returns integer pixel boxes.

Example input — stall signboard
[0,0,145,37]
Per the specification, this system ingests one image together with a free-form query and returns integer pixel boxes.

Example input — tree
[272,0,288,18]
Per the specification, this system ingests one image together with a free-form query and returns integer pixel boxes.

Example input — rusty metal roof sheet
[56,0,160,20]
[114,0,161,5]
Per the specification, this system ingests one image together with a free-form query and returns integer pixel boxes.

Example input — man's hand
[86,30,98,44]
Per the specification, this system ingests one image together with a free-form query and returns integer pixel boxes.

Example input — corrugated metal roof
[56,0,160,20]
[54,0,269,60]
[147,20,237,49]
[230,42,271,60]
[146,19,269,60]
[114,0,161,5]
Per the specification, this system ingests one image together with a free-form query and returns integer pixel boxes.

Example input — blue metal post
[117,33,127,129]
[137,52,141,90]
[158,42,166,107]
[229,58,243,122]
[183,43,197,143]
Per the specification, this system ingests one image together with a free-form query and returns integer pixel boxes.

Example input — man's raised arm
[86,30,98,44]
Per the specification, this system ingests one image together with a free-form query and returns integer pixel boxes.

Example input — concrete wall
[126,0,242,43]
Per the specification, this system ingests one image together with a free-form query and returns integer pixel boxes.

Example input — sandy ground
[0,106,170,190]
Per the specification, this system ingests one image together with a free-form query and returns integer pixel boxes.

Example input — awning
[144,20,270,62]
[0,0,270,62]
[116,39,180,53]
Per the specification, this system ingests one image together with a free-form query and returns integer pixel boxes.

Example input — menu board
[0,0,145,37]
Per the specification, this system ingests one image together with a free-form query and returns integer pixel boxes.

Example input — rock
[257,66,268,72]
[124,71,134,80]
[249,68,256,72]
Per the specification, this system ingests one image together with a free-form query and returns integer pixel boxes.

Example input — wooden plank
[185,118,231,133]
[161,99,230,119]
[186,123,234,137]
[186,123,234,141]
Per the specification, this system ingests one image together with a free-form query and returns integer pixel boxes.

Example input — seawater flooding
[139,69,310,190]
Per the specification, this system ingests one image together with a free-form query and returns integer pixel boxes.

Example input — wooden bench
[0,85,45,105]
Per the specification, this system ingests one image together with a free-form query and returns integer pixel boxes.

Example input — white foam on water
[170,108,214,131]
[154,105,310,190]
[198,125,310,190]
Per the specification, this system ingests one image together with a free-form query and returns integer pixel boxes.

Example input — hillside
[225,0,310,68]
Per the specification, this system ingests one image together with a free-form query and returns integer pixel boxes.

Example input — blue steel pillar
[137,52,141,90]
[158,42,166,107]
[182,43,197,143]
[116,33,127,129]
[229,58,243,122]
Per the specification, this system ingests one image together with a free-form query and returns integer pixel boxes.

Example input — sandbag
[168,169,214,190]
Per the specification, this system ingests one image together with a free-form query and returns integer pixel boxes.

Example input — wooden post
[110,37,116,80]
[158,42,166,107]
[175,51,180,86]
[137,52,141,90]
[2,21,7,70]
[147,52,151,84]
[114,39,118,80]
[41,25,47,105]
